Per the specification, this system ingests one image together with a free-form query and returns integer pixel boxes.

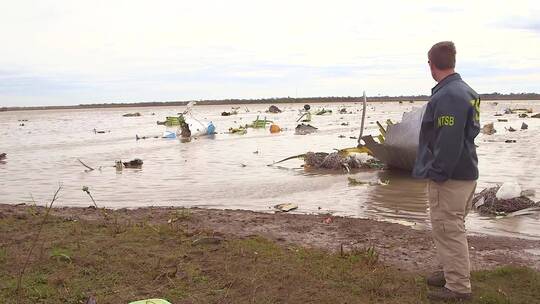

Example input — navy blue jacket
[412,73,480,182]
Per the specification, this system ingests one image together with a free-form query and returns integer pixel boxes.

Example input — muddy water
[1,101,539,239]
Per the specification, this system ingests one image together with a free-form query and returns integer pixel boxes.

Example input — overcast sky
[1,0,539,106]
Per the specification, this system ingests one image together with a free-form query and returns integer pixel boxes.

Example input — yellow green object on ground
[129,299,172,304]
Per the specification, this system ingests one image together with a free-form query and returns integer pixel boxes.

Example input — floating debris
[315,108,332,115]
[472,186,539,215]
[122,159,143,169]
[0,153,6,160]
[521,122,528,130]
[532,113,540,118]
[507,126,517,132]
[295,124,318,135]
[505,139,516,143]
[519,113,528,118]
[497,119,508,122]
[123,112,141,117]
[249,116,273,128]
[348,177,389,186]
[481,123,496,135]
[274,203,298,212]
[267,105,282,113]
[270,124,281,133]
[228,126,247,135]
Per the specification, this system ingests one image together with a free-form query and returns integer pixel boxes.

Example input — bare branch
[77,158,95,171]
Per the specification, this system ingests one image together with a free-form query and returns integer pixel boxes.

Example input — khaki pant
[428,179,477,294]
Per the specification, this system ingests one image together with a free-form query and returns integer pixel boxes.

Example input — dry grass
[0,209,538,304]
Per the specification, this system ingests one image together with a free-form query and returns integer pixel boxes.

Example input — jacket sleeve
[428,97,467,182]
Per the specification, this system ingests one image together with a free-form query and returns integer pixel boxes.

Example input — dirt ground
[2,203,538,273]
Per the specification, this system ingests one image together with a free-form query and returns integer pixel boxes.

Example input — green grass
[0,211,538,303]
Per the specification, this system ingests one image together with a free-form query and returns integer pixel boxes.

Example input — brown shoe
[428,287,472,301]
[426,271,446,287]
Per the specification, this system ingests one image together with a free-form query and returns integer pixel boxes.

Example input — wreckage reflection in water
[0,101,539,240]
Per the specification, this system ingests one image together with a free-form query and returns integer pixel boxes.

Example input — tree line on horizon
[1,92,539,111]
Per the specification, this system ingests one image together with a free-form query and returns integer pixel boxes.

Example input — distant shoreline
[1,93,539,112]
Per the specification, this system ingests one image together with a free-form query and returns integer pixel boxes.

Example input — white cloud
[0,0,539,106]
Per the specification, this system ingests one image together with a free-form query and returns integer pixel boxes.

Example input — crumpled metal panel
[363,105,426,171]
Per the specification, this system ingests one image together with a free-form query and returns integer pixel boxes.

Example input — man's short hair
[428,41,456,70]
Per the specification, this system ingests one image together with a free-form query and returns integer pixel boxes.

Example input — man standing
[413,41,480,301]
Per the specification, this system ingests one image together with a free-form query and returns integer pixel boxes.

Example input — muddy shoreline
[2,204,539,272]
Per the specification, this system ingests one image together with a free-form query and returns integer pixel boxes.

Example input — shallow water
[1,101,539,239]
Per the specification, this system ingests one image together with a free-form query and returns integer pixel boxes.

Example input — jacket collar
[432,73,461,95]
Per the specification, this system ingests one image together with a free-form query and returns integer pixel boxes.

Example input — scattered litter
[348,177,389,186]
[0,153,6,160]
[505,139,516,143]
[123,112,141,117]
[274,203,298,212]
[532,113,540,118]
[349,136,358,140]
[93,128,109,134]
[129,299,172,304]
[295,124,318,135]
[338,135,346,138]
[497,119,508,122]
[267,105,282,113]
[122,159,143,169]
[496,182,522,200]
[322,217,333,224]
[192,236,223,246]
[494,113,503,117]
[521,189,536,197]
[162,131,176,139]
[229,127,247,135]
[473,185,539,215]
[315,108,332,115]
[521,122,528,130]
[249,116,273,128]
[341,122,349,126]
[507,126,517,132]
[270,124,281,133]
[481,123,496,135]
[519,113,528,118]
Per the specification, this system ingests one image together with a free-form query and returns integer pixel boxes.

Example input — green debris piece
[249,115,273,128]
[315,108,332,115]
[129,299,172,304]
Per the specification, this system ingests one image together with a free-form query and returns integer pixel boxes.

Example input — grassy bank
[0,208,538,303]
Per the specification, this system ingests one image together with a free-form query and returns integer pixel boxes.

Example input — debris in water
[267,105,282,113]
[274,203,298,212]
[348,177,389,186]
[532,113,540,118]
[472,186,539,215]
[341,122,350,126]
[270,124,281,133]
[122,159,143,169]
[315,108,332,115]
[519,113,528,118]
[521,122,528,130]
[228,126,247,135]
[481,123,496,135]
[507,126,517,132]
[0,153,6,161]
[505,139,516,143]
[295,124,318,135]
[497,119,508,122]
[123,112,141,117]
